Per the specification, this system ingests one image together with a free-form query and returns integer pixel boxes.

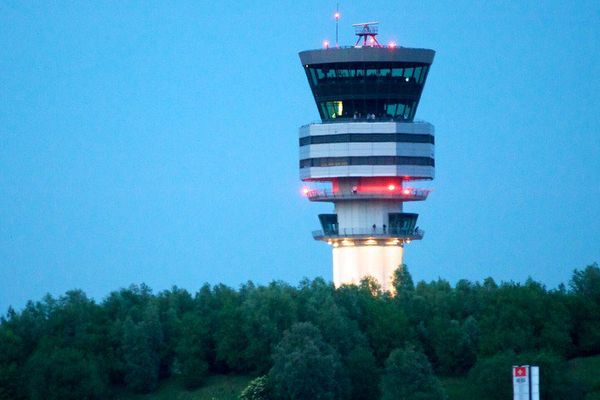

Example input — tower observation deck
[298,23,435,292]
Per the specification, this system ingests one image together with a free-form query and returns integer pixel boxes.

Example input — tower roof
[299,46,435,65]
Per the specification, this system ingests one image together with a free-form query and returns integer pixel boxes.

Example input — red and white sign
[514,366,528,377]
[513,365,539,400]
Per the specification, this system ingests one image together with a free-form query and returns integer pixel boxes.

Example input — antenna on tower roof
[334,3,341,48]
[352,21,381,47]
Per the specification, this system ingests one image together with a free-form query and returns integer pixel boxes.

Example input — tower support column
[332,245,403,292]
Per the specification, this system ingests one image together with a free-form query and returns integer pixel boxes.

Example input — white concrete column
[332,245,403,292]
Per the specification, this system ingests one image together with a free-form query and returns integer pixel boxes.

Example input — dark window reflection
[299,156,434,168]
[304,62,431,122]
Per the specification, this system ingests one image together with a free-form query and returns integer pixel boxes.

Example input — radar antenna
[352,21,381,47]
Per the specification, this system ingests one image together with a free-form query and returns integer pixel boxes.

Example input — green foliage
[392,264,415,295]
[2,264,600,398]
[570,263,600,301]
[269,322,342,400]
[121,305,163,393]
[240,281,298,373]
[344,346,380,400]
[528,351,584,400]
[476,279,572,357]
[470,351,584,400]
[380,345,447,400]
[468,351,515,400]
[430,317,478,375]
[569,355,600,395]
[570,264,600,355]
[0,325,25,399]
[239,375,272,400]
[26,345,108,400]
[156,286,195,377]
[212,284,248,372]
[175,313,210,389]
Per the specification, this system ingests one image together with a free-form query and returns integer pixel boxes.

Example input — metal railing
[306,188,430,202]
[300,118,429,128]
[312,227,424,240]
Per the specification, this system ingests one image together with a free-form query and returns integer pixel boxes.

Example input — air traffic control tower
[299,23,435,292]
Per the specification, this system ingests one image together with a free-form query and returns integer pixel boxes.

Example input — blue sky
[1,1,599,311]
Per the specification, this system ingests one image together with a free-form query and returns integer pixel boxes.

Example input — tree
[345,345,380,400]
[477,280,572,357]
[569,264,600,355]
[120,305,163,393]
[156,286,195,378]
[430,317,478,375]
[468,351,515,400]
[269,322,342,400]
[570,263,600,301]
[0,326,25,400]
[175,313,210,389]
[299,278,363,361]
[240,281,298,373]
[380,346,446,400]
[392,265,415,297]
[364,295,410,365]
[212,284,248,372]
[527,351,584,400]
[26,345,108,400]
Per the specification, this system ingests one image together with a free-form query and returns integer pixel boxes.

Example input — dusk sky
[1,1,599,311]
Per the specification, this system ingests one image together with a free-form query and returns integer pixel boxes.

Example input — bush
[239,375,272,400]
[380,345,446,400]
[269,322,342,400]
[468,351,514,400]
[26,346,108,400]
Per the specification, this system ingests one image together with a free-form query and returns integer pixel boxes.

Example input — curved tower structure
[299,23,435,292]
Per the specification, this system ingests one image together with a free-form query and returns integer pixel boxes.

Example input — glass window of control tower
[307,63,429,86]
[305,62,429,121]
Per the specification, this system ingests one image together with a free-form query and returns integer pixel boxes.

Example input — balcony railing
[312,227,424,241]
[300,119,429,128]
[306,189,430,202]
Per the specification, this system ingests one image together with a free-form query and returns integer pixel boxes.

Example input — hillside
[1,264,599,399]
[117,356,600,400]
[115,375,252,400]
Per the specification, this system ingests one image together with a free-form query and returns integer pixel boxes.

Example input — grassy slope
[440,376,479,400]
[115,375,253,400]
[118,355,600,400]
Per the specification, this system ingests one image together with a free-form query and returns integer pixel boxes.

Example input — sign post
[513,365,539,400]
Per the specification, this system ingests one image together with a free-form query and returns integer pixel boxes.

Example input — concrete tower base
[332,245,403,292]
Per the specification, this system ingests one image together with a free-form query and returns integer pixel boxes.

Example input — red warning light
[323,40,330,49]
[388,184,396,191]
[402,188,411,195]
[302,187,310,196]
[334,12,340,20]
[388,41,397,48]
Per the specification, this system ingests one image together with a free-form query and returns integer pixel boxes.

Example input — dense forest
[1,263,599,400]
